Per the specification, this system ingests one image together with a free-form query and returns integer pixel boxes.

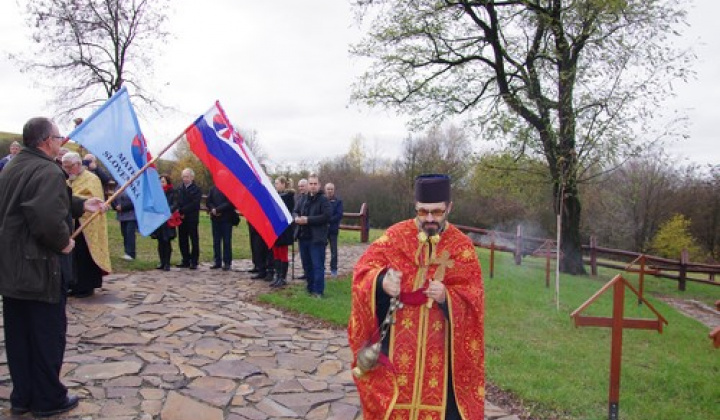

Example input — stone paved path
[0,245,517,420]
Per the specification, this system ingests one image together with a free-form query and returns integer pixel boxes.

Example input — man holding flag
[0,117,107,417]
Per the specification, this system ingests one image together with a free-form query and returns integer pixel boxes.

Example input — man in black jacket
[324,182,344,277]
[206,185,237,271]
[176,168,202,269]
[0,117,105,417]
[294,174,331,297]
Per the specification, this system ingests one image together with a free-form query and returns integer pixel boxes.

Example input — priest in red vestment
[349,174,484,420]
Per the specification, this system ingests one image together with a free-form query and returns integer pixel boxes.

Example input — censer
[352,297,403,378]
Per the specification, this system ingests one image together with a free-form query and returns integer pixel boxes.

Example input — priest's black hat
[414,174,451,203]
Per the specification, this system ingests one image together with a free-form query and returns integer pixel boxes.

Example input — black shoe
[270,279,287,288]
[69,289,94,298]
[156,264,165,270]
[189,264,198,270]
[163,265,171,271]
[176,263,190,268]
[251,272,266,279]
[11,406,29,415]
[222,265,231,271]
[210,264,222,269]
[33,395,79,418]
[247,267,259,273]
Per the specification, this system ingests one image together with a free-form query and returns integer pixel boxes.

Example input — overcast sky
[0,1,718,168]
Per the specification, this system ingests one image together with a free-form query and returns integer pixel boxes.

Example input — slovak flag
[182,102,292,247]
[67,86,171,236]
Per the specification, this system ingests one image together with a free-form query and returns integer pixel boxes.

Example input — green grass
[106,214,383,272]
[258,246,720,420]
[107,213,252,271]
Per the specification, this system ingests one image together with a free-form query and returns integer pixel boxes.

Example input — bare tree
[351,0,692,273]
[14,0,171,119]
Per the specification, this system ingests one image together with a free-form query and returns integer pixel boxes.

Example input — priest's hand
[383,268,402,297]
[425,280,446,304]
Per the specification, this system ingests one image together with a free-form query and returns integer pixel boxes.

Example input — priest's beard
[420,220,445,237]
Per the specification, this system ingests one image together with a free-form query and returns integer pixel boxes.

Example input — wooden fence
[340,203,369,243]
[454,223,720,290]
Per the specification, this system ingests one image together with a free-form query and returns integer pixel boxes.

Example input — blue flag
[68,86,171,236]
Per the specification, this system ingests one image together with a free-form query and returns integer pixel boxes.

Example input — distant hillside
[0,132,176,172]
[0,131,21,141]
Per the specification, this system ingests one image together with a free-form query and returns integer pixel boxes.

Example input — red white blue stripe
[183,102,292,246]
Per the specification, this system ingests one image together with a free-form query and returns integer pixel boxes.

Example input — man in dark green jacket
[0,117,105,417]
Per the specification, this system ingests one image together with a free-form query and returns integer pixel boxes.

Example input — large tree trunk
[559,184,586,275]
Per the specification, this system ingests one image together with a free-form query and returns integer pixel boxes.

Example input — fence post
[590,236,598,276]
[678,249,688,291]
[360,203,369,243]
[515,225,523,265]
[490,231,495,279]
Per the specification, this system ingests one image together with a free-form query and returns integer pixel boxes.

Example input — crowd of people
[0,117,484,419]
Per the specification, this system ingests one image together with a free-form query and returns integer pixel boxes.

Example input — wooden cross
[570,275,668,420]
[427,250,455,308]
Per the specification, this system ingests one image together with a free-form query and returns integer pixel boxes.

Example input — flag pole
[70,129,189,239]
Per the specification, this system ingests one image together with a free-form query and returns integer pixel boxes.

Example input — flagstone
[107,316,136,328]
[142,363,179,375]
[160,391,223,420]
[316,360,344,377]
[299,378,329,392]
[84,331,151,345]
[106,387,139,399]
[255,397,299,417]
[141,399,164,416]
[276,352,321,372]
[91,348,127,359]
[203,359,262,379]
[271,391,345,416]
[194,337,231,359]
[139,318,170,330]
[188,376,236,393]
[228,406,269,420]
[73,361,143,380]
[143,293,165,304]
[328,402,359,419]
[271,378,305,393]
[306,403,331,420]
[177,363,205,378]
[164,317,198,333]
[140,388,166,400]
[183,387,234,407]
[106,376,143,387]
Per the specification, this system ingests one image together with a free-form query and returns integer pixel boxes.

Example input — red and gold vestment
[349,219,485,420]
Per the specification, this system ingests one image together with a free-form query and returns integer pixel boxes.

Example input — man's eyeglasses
[416,208,446,217]
[48,135,65,141]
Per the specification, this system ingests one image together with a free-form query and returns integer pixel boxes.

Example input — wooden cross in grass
[570,274,668,420]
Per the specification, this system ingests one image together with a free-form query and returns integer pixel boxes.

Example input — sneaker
[122,254,134,261]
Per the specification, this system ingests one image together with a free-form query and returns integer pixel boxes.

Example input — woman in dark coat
[152,174,178,271]
[270,176,295,288]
